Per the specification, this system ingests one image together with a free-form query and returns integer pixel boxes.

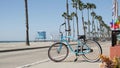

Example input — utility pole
[24,0,30,46]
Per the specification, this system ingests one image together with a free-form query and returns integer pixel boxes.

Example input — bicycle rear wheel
[82,40,102,62]
[48,42,69,62]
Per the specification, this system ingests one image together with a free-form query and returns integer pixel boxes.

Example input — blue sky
[0,0,119,41]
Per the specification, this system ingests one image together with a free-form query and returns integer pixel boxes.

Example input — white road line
[16,53,73,68]
[16,58,50,68]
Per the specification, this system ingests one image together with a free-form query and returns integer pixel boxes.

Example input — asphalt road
[0,48,49,68]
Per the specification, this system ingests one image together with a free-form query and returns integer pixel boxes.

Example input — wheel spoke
[82,40,102,62]
[48,42,69,62]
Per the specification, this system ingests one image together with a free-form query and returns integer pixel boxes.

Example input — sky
[0,0,119,41]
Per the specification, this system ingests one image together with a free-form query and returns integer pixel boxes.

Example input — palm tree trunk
[92,16,94,38]
[64,19,67,37]
[24,0,30,46]
[87,9,90,39]
[75,7,79,36]
[72,17,75,38]
[66,0,71,42]
[81,10,85,36]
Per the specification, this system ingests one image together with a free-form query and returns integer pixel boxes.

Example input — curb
[0,46,50,53]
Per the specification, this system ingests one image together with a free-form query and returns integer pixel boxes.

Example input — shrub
[99,55,120,68]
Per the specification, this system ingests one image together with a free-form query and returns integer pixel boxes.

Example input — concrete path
[0,41,111,68]
[14,41,111,68]
[0,42,53,52]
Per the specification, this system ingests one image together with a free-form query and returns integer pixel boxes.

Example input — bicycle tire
[82,40,102,62]
[48,42,69,62]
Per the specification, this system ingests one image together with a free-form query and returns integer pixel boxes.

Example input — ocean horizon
[0,40,59,43]
[0,41,27,43]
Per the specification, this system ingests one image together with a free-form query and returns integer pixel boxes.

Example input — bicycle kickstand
[74,54,78,62]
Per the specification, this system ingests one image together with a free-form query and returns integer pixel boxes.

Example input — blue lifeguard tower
[35,31,46,42]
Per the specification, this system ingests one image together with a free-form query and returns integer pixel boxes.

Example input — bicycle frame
[58,23,91,55]
[59,34,91,55]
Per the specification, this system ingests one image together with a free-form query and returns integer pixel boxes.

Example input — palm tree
[101,21,111,39]
[118,16,120,21]
[78,1,86,36]
[66,0,71,38]
[90,3,96,39]
[98,16,103,40]
[85,3,96,39]
[24,0,30,46]
[71,12,77,38]
[95,15,99,38]
[84,21,88,37]
[71,0,80,36]
[91,11,96,38]
[105,25,111,39]
[95,15,99,30]
[101,20,106,39]
[91,3,96,12]
[86,3,92,38]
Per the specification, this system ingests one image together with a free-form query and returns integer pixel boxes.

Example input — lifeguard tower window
[112,30,120,46]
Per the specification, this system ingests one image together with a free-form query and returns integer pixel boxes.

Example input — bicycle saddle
[78,35,85,40]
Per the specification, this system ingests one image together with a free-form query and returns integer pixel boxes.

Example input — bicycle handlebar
[59,23,66,34]
[59,23,71,33]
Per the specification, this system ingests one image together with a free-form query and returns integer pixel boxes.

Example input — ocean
[0,41,26,43]
[0,40,57,43]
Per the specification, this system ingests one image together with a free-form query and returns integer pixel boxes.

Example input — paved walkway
[0,42,53,52]
[29,61,100,68]
[5,41,110,68]
[31,41,110,68]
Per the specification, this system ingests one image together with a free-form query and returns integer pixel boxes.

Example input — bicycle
[48,23,102,62]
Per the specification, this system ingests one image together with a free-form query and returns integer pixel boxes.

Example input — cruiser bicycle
[48,23,102,62]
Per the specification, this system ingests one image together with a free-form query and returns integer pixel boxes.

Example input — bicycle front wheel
[82,40,102,62]
[48,42,69,62]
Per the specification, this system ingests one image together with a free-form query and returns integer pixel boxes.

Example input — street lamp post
[24,0,30,46]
